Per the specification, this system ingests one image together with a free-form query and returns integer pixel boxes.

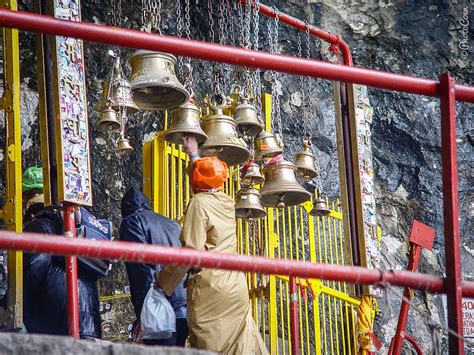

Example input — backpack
[75,207,113,279]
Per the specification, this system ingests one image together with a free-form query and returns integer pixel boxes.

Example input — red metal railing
[0,231,473,296]
[0,8,472,353]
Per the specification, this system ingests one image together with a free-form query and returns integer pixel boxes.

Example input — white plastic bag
[140,287,176,340]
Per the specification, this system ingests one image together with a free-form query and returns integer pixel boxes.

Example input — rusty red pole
[1,231,474,296]
[63,203,80,339]
[439,72,464,353]
[390,244,421,354]
[289,277,300,355]
[238,0,353,66]
[0,10,473,102]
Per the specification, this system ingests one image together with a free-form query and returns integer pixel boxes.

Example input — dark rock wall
[0,0,472,351]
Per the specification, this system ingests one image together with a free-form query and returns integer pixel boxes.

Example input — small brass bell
[294,140,317,181]
[310,191,331,217]
[97,106,121,131]
[130,50,190,110]
[117,136,133,155]
[234,98,263,139]
[235,187,267,220]
[164,99,208,145]
[260,160,311,208]
[241,162,264,186]
[96,81,139,115]
[200,104,251,166]
[254,131,283,161]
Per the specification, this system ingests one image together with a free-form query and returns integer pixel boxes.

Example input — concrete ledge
[0,333,215,355]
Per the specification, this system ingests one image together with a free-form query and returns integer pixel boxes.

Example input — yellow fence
[143,96,360,354]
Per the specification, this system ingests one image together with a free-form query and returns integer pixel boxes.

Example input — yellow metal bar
[267,209,279,355]
[2,0,23,329]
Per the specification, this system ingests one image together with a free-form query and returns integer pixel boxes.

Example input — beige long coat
[158,192,268,355]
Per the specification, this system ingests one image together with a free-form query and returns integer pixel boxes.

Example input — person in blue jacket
[119,188,187,346]
[22,166,101,339]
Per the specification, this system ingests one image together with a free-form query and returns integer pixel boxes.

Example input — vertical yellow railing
[1,0,23,329]
[143,94,361,355]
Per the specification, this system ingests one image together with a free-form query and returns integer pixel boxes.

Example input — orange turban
[192,157,228,191]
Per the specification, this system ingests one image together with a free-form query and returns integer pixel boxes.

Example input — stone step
[0,332,216,355]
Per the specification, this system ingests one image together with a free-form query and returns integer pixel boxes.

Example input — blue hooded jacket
[23,206,101,339]
[119,188,186,319]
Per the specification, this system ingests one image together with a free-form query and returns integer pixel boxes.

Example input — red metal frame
[0,231,473,297]
[63,204,79,339]
[440,73,464,353]
[289,276,300,355]
[0,8,471,351]
[391,220,435,354]
[237,0,353,66]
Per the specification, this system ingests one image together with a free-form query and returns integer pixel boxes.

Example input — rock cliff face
[1,0,472,352]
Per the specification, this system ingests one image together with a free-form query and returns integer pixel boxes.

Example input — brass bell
[200,105,251,166]
[260,160,311,209]
[241,162,264,186]
[234,98,263,139]
[96,81,139,115]
[130,50,190,110]
[294,140,317,181]
[310,192,331,217]
[97,106,121,131]
[254,131,283,161]
[164,99,208,145]
[235,187,267,220]
[117,136,133,155]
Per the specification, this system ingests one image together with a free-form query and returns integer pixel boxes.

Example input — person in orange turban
[156,135,268,355]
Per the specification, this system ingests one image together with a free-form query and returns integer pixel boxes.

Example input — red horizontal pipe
[1,231,474,297]
[239,0,353,66]
[0,9,473,103]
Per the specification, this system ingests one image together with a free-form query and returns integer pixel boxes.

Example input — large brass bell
[97,106,121,131]
[96,81,139,114]
[200,103,251,166]
[294,140,317,181]
[117,136,133,155]
[130,50,189,110]
[310,191,331,217]
[241,162,264,186]
[260,160,311,209]
[164,99,208,144]
[254,131,283,160]
[235,187,267,220]
[234,98,263,139]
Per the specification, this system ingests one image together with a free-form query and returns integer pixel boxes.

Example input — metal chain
[251,1,262,114]
[304,25,313,140]
[297,32,308,139]
[142,0,162,34]
[207,0,215,43]
[176,0,184,79]
[176,0,183,38]
[183,0,193,90]
[268,9,282,138]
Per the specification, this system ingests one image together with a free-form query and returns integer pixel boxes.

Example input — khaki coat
[158,192,268,355]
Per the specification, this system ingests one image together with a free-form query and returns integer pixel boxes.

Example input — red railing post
[64,203,80,338]
[439,72,464,354]
[289,276,300,355]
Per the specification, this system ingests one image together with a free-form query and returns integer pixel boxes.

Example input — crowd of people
[20,135,268,354]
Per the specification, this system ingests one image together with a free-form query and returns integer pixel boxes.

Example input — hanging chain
[207,0,215,43]
[176,0,183,38]
[303,24,312,140]
[251,1,262,115]
[142,0,162,34]
[268,9,282,138]
[183,0,193,91]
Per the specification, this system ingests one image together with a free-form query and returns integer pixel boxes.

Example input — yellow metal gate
[143,94,359,354]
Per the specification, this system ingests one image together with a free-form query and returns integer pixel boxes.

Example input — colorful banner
[53,0,92,206]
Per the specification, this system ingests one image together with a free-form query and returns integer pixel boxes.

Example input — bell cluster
[95,49,330,218]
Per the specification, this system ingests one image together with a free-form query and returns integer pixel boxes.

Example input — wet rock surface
[0,0,472,351]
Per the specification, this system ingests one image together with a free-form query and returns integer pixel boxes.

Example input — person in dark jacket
[22,166,101,339]
[119,188,187,346]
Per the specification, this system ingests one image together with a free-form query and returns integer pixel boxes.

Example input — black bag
[76,207,113,279]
